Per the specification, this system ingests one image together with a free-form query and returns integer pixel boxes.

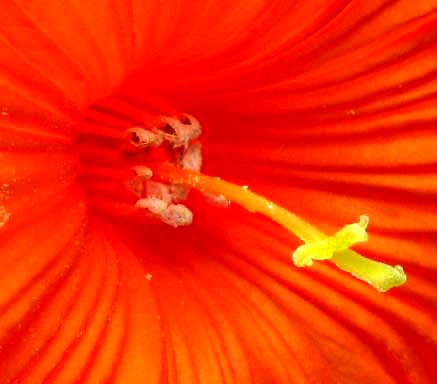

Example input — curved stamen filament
[152,162,407,292]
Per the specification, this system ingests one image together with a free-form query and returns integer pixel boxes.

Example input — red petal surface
[0,1,436,383]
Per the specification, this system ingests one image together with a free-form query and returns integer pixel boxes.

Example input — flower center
[125,113,208,227]
[76,97,406,293]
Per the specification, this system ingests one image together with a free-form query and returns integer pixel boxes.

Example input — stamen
[136,197,168,215]
[178,114,191,125]
[136,197,193,227]
[161,204,193,227]
[181,142,203,171]
[126,127,163,147]
[146,181,172,203]
[125,116,204,225]
[161,142,203,201]
[181,114,201,137]
[159,114,202,147]
[169,184,190,202]
[152,163,406,292]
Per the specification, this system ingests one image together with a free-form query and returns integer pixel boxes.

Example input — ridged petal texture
[0,1,436,383]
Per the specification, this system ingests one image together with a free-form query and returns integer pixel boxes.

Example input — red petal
[1,1,437,383]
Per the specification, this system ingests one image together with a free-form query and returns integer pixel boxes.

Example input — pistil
[113,108,406,293]
[151,162,407,292]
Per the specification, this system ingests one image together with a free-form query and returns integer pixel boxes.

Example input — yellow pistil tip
[292,216,369,268]
[292,215,407,292]
[331,251,407,292]
[373,264,407,292]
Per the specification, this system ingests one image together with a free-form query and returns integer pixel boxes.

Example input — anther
[178,114,191,125]
[125,167,153,197]
[181,142,203,171]
[159,114,202,148]
[146,181,172,203]
[169,184,190,202]
[163,142,203,200]
[161,204,193,227]
[136,197,168,215]
[180,114,201,138]
[126,127,163,147]
[136,192,193,227]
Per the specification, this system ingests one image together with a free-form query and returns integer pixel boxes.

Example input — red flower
[0,1,436,383]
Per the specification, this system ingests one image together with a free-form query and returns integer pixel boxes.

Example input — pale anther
[161,204,193,227]
[159,114,202,148]
[180,113,201,140]
[125,113,229,228]
[126,127,163,147]
[168,184,190,202]
[136,197,168,215]
[181,142,203,171]
[146,181,172,203]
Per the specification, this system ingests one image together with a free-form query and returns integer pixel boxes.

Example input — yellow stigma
[152,163,407,292]
[292,215,369,267]
[292,214,406,292]
[330,250,406,292]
